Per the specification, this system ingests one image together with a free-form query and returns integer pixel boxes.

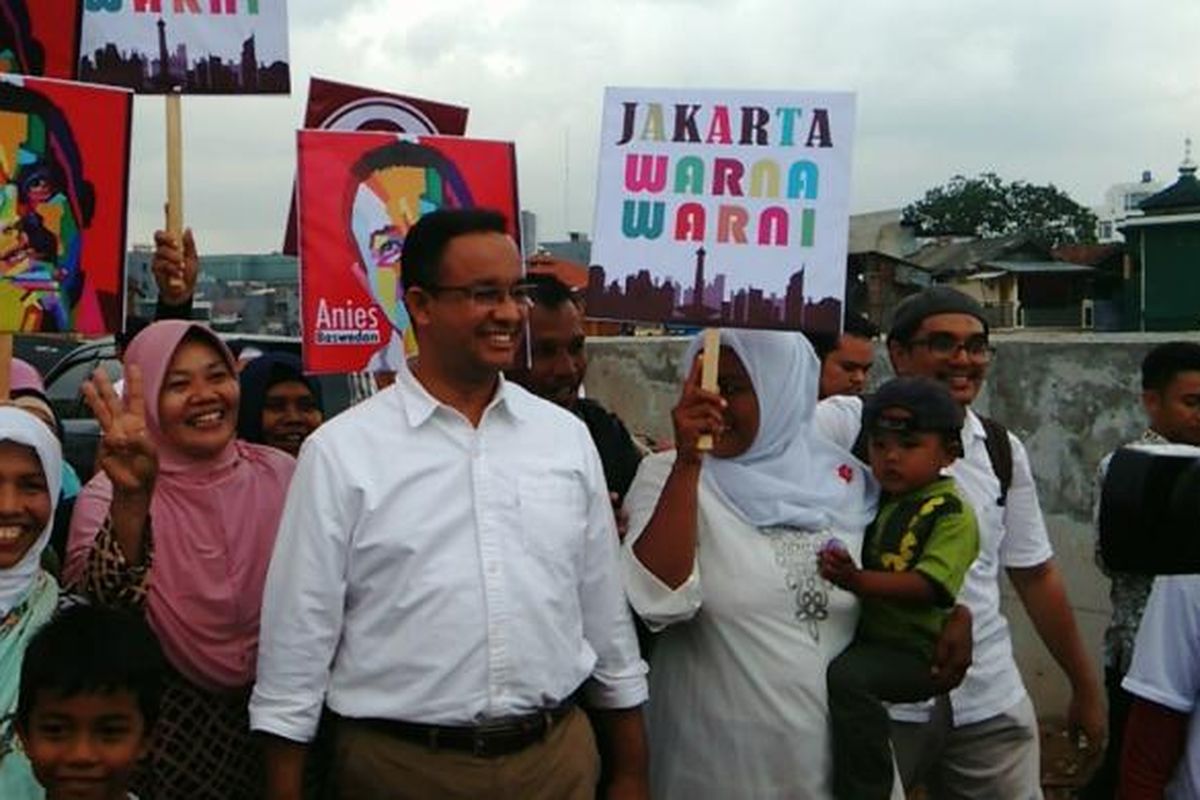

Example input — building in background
[1094,170,1164,242]
[1121,142,1200,331]
[130,251,299,334]
[542,232,591,266]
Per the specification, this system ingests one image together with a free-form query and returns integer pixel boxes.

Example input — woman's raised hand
[82,365,158,496]
[672,356,726,465]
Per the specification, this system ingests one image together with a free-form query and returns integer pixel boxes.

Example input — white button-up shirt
[249,367,648,742]
[815,396,1053,725]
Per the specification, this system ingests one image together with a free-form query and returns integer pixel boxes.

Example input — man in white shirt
[250,209,649,800]
[1120,574,1200,799]
[815,286,1105,798]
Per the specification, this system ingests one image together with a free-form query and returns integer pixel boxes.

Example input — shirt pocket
[517,472,588,565]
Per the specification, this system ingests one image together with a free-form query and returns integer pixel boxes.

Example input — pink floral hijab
[66,321,296,690]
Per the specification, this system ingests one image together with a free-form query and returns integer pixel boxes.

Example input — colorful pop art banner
[298,130,519,374]
[0,1,83,79]
[590,87,856,334]
[283,77,469,254]
[0,74,131,333]
[79,0,289,94]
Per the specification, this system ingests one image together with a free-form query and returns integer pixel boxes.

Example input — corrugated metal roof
[980,260,1095,274]
[909,234,1042,274]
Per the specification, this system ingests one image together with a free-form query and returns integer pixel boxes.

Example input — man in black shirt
[508,272,643,525]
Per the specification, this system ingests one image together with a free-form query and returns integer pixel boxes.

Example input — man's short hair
[809,314,879,361]
[1141,341,1200,392]
[887,286,989,345]
[16,604,165,731]
[527,273,582,311]
[844,313,879,341]
[400,209,509,293]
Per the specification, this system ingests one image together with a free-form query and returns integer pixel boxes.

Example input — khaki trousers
[332,707,599,800]
[891,694,1043,800]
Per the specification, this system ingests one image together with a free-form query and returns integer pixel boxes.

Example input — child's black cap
[864,376,964,435]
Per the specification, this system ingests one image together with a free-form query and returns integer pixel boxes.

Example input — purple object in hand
[819,537,849,557]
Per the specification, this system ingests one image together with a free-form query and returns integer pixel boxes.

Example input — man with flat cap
[816,286,1105,799]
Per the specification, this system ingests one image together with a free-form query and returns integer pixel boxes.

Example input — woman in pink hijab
[65,320,295,800]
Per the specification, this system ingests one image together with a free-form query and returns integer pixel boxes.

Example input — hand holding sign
[153,227,198,307]
[672,355,726,465]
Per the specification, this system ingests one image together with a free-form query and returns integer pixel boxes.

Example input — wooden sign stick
[697,327,721,451]
[164,93,185,294]
[0,333,13,402]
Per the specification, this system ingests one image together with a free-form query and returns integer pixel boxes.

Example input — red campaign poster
[0,73,131,333]
[298,130,519,375]
[282,77,469,255]
[0,1,83,79]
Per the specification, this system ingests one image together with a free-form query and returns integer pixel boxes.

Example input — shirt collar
[962,407,987,442]
[394,362,524,428]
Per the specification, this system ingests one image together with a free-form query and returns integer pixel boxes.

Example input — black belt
[340,701,576,758]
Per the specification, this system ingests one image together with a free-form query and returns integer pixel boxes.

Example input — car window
[46,357,122,421]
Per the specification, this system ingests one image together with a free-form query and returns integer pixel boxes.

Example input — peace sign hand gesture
[82,365,158,497]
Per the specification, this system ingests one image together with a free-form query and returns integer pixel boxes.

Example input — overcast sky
[124,0,1200,254]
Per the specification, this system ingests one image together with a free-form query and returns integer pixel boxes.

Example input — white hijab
[686,329,878,532]
[0,406,62,615]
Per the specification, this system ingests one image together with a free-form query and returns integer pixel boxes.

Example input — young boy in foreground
[819,376,980,800]
[16,605,164,800]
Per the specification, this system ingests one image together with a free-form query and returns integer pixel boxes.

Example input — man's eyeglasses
[908,332,995,362]
[427,281,536,307]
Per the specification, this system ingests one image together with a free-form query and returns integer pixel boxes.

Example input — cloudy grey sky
[125,0,1200,253]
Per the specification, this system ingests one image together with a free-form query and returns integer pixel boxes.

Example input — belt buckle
[472,718,512,758]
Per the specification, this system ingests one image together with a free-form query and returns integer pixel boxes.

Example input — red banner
[283,77,469,255]
[298,130,519,374]
[0,74,131,333]
[0,1,82,79]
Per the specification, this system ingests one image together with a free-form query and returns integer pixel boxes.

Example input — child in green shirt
[819,376,980,800]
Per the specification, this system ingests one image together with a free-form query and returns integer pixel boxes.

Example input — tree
[902,172,1098,246]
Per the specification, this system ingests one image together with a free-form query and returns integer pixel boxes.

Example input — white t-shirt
[815,395,1054,725]
[1122,575,1200,800]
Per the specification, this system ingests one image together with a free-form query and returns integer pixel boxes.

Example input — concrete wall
[584,331,1200,722]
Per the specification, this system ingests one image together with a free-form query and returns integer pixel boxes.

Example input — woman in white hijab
[622,329,887,799]
[0,407,63,798]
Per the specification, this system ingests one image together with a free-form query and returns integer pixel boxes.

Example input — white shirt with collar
[815,395,1053,726]
[249,365,648,742]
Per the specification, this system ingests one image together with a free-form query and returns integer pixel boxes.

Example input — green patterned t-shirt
[857,477,980,660]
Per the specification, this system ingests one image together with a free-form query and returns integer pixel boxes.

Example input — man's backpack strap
[978,415,1013,506]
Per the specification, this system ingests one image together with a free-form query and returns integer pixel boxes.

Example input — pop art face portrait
[346,141,474,335]
[0,1,82,80]
[0,84,92,330]
[0,1,42,75]
[300,131,519,374]
[0,75,129,334]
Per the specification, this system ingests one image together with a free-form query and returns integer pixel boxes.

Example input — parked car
[14,334,86,376]
[44,334,355,480]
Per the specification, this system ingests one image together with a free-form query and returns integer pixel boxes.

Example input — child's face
[19,689,147,800]
[868,418,955,496]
